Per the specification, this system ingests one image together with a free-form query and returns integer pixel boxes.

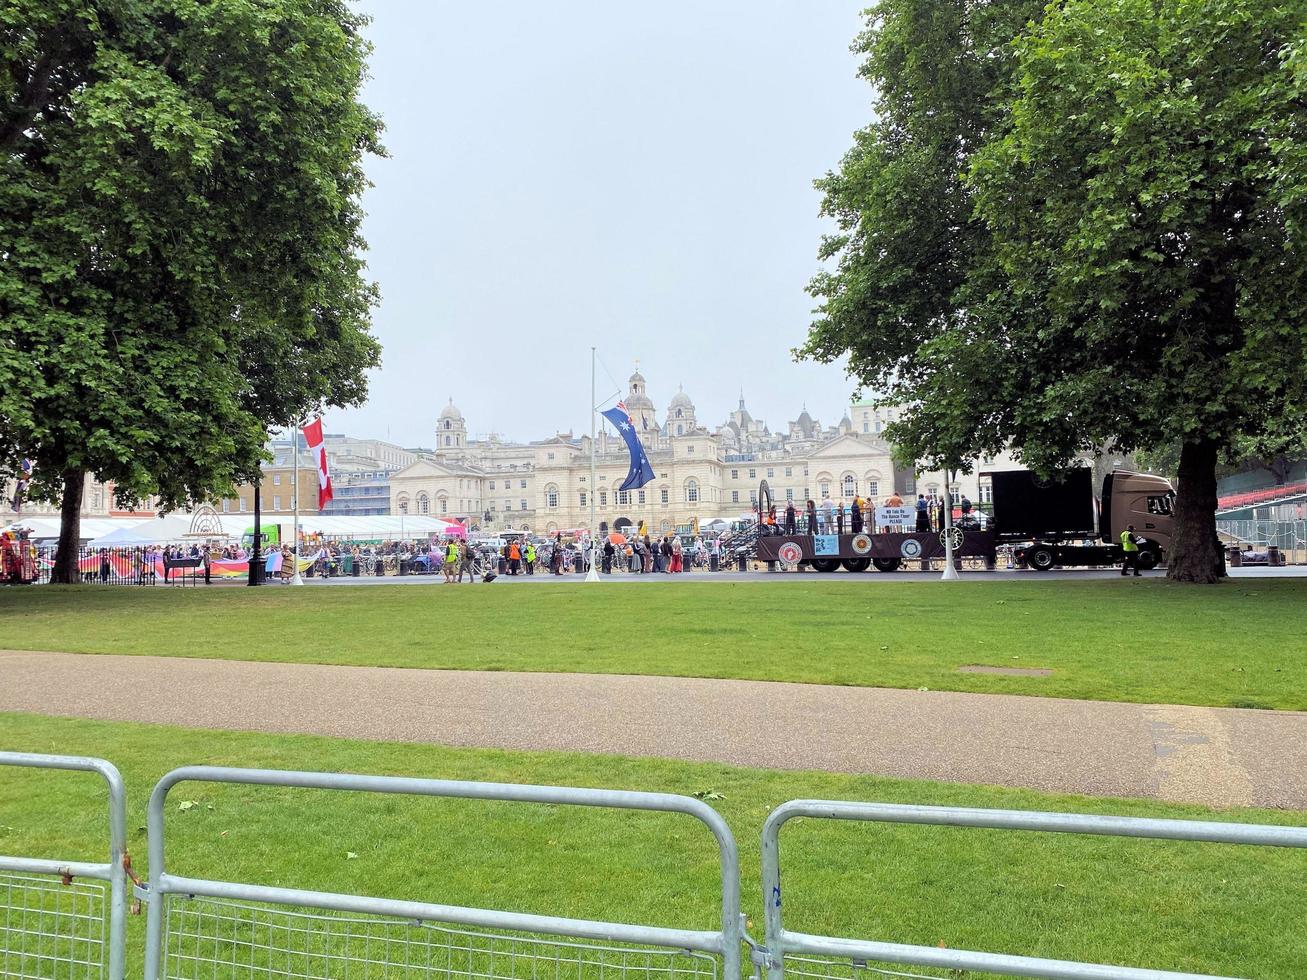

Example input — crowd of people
[760,491,978,536]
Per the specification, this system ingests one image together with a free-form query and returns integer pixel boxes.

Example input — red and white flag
[301,417,333,511]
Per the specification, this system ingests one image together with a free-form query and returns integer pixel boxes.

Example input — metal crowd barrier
[0,753,128,980]
[759,800,1307,980]
[142,767,744,980]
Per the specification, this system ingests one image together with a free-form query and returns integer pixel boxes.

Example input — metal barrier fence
[6,757,1306,980]
[0,753,128,980]
[759,800,1307,980]
[1216,520,1307,562]
[142,767,744,980]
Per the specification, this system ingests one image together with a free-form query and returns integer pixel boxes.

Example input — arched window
[676,409,683,418]
[685,479,699,503]
[842,475,855,498]
[819,481,830,499]
[445,435,452,446]
[417,493,430,515]
[545,484,559,508]
[866,480,879,499]
[444,420,452,430]
[438,496,448,514]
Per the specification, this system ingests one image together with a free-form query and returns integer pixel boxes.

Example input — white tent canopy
[6,512,463,545]
[292,515,461,539]
[88,514,198,547]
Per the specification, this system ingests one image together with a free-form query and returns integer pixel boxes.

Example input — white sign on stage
[876,506,915,526]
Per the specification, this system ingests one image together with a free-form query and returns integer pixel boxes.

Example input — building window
[545,485,559,508]
[731,491,739,504]
[748,469,756,479]
[685,480,699,503]
[398,500,408,515]
[660,489,669,504]
[505,500,512,511]
[418,494,430,515]
[445,435,452,446]
[820,482,830,499]
[767,468,774,479]
[730,469,738,480]
[273,474,282,486]
[221,499,231,513]
[979,482,993,504]
[843,476,855,498]
[862,422,869,433]
[240,498,248,512]
[520,479,527,489]
[676,424,684,435]
[786,489,794,502]
[440,498,448,513]
[875,421,882,433]
[599,492,607,507]
[867,481,878,498]
[490,503,496,511]
[579,491,587,508]
[520,499,528,511]
[489,480,496,490]
[785,467,792,477]
[273,495,281,510]
[617,490,629,505]
[686,445,694,454]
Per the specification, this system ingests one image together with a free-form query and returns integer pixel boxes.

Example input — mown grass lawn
[2,579,1303,709]
[2,713,1305,978]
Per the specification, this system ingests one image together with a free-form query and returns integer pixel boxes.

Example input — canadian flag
[301,417,333,511]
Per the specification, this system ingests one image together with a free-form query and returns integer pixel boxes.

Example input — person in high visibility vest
[444,538,460,583]
[524,542,537,575]
[507,539,522,575]
[1120,524,1142,577]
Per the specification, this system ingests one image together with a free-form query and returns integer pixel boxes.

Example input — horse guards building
[383,371,1012,536]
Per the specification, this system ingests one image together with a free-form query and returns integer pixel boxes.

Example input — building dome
[669,386,694,411]
[439,399,462,420]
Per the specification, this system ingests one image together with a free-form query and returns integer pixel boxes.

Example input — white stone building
[387,372,1023,535]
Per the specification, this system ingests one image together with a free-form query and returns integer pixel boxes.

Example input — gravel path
[2,650,1303,809]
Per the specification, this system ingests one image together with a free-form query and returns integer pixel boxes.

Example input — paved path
[2,650,1304,809]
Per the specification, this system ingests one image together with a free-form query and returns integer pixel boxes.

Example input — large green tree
[802,0,1046,478]
[1,0,382,581]
[805,0,1306,583]
[968,0,1306,582]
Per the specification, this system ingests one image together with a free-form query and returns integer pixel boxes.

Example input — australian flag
[601,401,655,491]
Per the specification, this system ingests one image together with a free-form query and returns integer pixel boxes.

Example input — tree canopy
[804,0,1306,582]
[1,0,383,580]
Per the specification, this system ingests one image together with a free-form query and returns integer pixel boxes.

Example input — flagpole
[290,420,304,586]
[585,346,601,582]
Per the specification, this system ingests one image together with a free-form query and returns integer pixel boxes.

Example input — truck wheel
[1027,546,1056,572]
[811,559,840,573]
[871,557,902,572]
[1136,547,1160,571]
[841,558,871,573]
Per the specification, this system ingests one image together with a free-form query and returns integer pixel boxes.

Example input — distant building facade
[387,373,1023,535]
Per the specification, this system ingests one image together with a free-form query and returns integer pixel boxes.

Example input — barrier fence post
[0,752,127,980]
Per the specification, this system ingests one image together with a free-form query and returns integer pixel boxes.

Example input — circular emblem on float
[778,542,803,564]
[940,527,964,551]
[900,538,922,559]
[850,533,873,555]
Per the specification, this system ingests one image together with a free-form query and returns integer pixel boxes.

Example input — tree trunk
[49,469,84,584]
[1166,440,1225,584]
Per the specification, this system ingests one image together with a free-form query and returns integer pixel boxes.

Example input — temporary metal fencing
[141,767,744,980]
[1216,520,1307,562]
[6,757,1307,980]
[0,753,128,980]
[759,800,1307,980]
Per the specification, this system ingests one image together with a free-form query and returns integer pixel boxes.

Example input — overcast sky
[333,1,873,448]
